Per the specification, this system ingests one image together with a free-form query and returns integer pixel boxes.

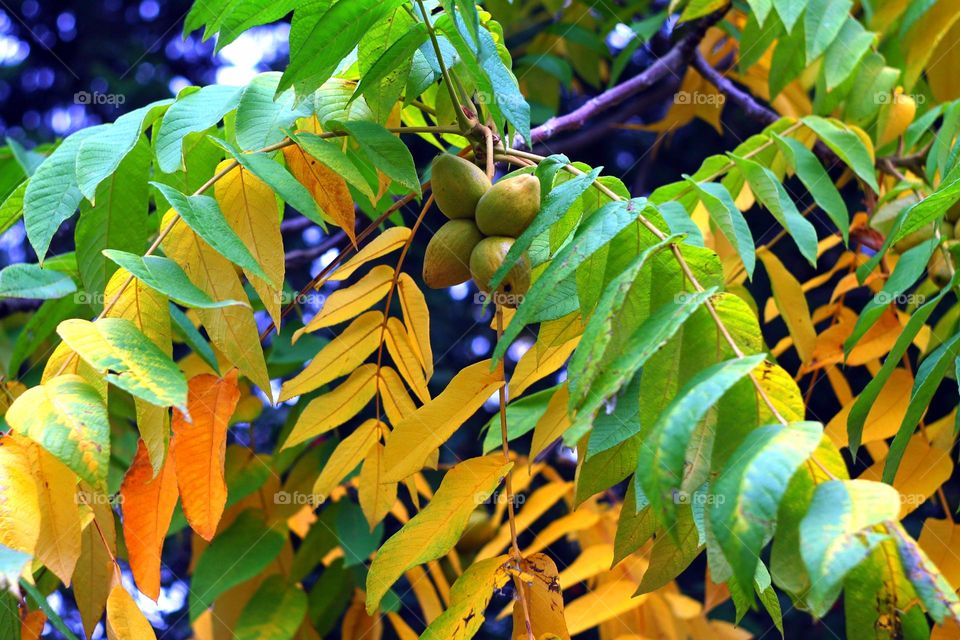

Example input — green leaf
[481,385,557,453]
[493,199,642,361]
[803,0,851,62]
[639,354,766,528]
[800,479,900,616]
[773,133,849,242]
[844,238,937,354]
[154,84,242,173]
[613,484,657,566]
[566,233,680,408]
[884,331,960,483]
[801,116,879,192]
[278,0,406,98]
[888,175,960,246]
[235,575,308,640]
[773,0,804,31]
[7,375,110,489]
[170,304,220,374]
[746,0,774,26]
[151,182,272,284]
[339,121,421,194]
[573,288,718,427]
[729,153,818,265]
[0,263,76,300]
[24,126,104,261]
[357,7,418,122]
[6,137,44,176]
[75,99,171,199]
[635,505,702,594]
[822,17,874,91]
[209,136,324,225]
[0,180,26,237]
[488,167,602,298]
[709,421,823,590]
[103,250,245,309]
[287,130,376,201]
[213,0,298,52]
[8,296,83,377]
[337,501,383,567]
[236,72,311,150]
[76,138,152,299]
[576,371,643,505]
[887,522,960,625]
[57,317,188,411]
[189,509,287,621]
[685,179,756,278]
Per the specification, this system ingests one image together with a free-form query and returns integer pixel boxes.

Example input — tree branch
[517,10,725,148]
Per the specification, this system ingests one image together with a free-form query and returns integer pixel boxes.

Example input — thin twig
[496,306,535,640]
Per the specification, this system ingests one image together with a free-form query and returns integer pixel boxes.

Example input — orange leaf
[283,144,356,245]
[171,370,240,540]
[120,439,178,600]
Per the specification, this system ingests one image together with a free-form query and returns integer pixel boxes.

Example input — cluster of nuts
[422,154,539,307]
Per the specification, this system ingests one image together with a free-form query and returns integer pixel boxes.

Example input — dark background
[2,1,952,639]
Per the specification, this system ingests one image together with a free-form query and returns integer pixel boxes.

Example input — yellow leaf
[0,435,40,555]
[24,439,81,584]
[214,161,285,326]
[825,368,911,448]
[523,509,599,555]
[283,143,356,245]
[557,544,613,586]
[382,360,503,482]
[396,273,433,380]
[359,441,396,529]
[758,248,816,363]
[510,314,582,398]
[513,553,570,640]
[530,385,572,461]
[161,209,271,393]
[342,590,382,640]
[366,455,512,612]
[171,371,241,541]
[565,579,647,636]
[405,565,443,623]
[378,366,417,425]
[860,434,953,518]
[312,419,381,502]
[41,342,107,401]
[902,0,960,89]
[279,311,383,401]
[419,555,510,640]
[120,439,178,600]
[294,264,394,338]
[806,308,901,371]
[283,364,378,449]
[73,482,116,639]
[477,481,571,561]
[384,316,430,403]
[106,583,157,640]
[105,268,171,474]
[919,518,960,590]
[330,227,410,281]
[386,611,419,640]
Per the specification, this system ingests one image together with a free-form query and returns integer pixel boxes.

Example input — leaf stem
[415,0,471,134]
[495,305,535,640]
